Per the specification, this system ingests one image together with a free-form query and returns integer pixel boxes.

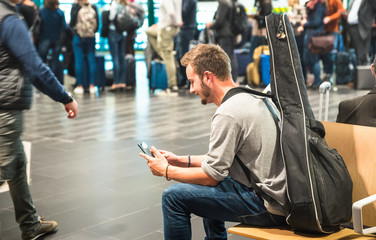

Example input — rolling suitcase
[150,60,168,90]
[125,54,136,88]
[355,65,374,90]
[234,49,250,76]
[260,53,270,85]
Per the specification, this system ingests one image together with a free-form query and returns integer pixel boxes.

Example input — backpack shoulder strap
[222,86,274,104]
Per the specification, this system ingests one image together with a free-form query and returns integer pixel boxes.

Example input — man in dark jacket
[206,0,238,82]
[336,57,376,127]
[0,0,78,239]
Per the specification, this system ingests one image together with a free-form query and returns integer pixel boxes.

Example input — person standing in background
[125,0,145,56]
[175,0,197,89]
[358,0,376,65]
[346,0,369,66]
[69,0,99,94]
[297,0,326,88]
[320,0,346,82]
[0,0,78,239]
[249,0,272,63]
[37,0,68,85]
[107,0,128,92]
[336,57,376,127]
[17,0,37,29]
[145,0,183,96]
[288,0,307,79]
[206,0,238,82]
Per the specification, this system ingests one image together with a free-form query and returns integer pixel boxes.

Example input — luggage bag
[125,54,136,88]
[150,60,168,90]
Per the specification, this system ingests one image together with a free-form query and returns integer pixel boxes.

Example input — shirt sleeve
[201,113,240,181]
[1,15,69,104]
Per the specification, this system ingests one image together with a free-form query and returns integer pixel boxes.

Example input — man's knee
[162,183,192,208]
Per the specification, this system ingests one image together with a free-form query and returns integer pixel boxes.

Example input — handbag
[308,34,335,54]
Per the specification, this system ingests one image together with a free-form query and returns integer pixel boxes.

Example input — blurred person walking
[0,0,78,239]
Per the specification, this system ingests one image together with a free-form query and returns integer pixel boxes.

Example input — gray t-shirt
[201,92,287,216]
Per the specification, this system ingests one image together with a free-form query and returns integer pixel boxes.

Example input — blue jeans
[38,39,61,80]
[72,35,96,87]
[162,177,286,240]
[108,30,126,85]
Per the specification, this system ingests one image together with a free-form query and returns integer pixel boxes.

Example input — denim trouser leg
[82,37,96,86]
[0,111,39,233]
[162,177,285,240]
[73,35,84,87]
[39,39,62,79]
[203,219,226,240]
[38,39,51,62]
[312,54,321,86]
[108,30,126,84]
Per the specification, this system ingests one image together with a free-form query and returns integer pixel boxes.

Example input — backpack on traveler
[230,0,248,36]
[115,6,141,33]
[129,2,145,30]
[229,13,353,234]
[76,4,97,38]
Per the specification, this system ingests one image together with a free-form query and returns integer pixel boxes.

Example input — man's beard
[200,81,211,105]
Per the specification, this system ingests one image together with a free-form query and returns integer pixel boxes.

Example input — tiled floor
[0,57,370,240]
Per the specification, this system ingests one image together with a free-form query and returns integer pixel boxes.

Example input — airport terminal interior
[0,0,371,239]
[0,55,370,239]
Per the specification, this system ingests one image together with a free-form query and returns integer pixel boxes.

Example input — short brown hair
[44,0,59,9]
[181,44,231,81]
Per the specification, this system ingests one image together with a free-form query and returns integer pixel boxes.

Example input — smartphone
[138,142,154,157]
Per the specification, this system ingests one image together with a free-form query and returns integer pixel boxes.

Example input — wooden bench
[228,121,376,239]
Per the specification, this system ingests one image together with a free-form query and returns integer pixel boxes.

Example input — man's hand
[159,150,180,165]
[64,100,78,119]
[140,146,169,177]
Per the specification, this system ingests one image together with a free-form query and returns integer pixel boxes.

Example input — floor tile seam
[22,135,74,144]
[80,207,151,231]
[53,228,120,240]
[31,187,85,202]
[133,229,164,240]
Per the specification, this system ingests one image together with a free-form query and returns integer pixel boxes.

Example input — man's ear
[204,71,212,84]
[372,64,376,77]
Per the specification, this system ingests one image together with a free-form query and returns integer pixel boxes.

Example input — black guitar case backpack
[265,13,353,233]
